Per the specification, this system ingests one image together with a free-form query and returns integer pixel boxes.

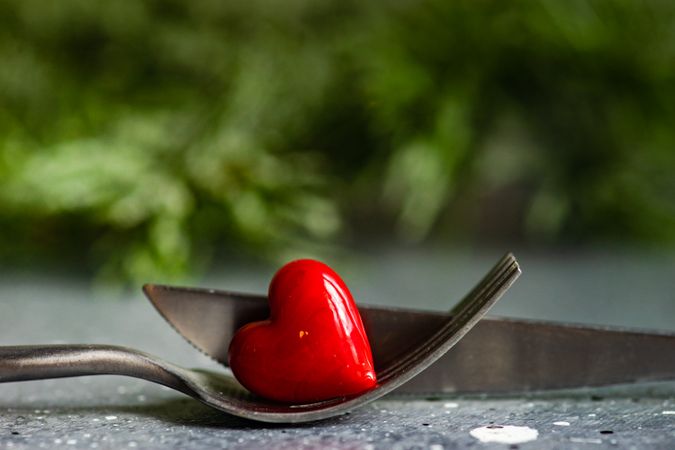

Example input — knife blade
[143,284,675,395]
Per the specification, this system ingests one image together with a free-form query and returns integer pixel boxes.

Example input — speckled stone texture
[1,249,675,449]
[2,381,675,449]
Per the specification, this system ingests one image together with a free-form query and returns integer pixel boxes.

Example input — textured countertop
[1,248,674,449]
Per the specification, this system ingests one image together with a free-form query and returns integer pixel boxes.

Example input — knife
[143,282,675,396]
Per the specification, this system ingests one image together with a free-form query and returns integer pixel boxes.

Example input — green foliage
[0,0,673,283]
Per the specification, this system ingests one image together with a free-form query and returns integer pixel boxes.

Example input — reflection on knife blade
[143,284,675,395]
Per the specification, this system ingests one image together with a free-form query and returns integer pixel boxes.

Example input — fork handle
[0,344,192,394]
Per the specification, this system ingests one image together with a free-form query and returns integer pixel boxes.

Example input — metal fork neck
[0,345,192,395]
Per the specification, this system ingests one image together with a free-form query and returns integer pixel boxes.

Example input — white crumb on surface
[469,425,538,444]
[570,437,603,444]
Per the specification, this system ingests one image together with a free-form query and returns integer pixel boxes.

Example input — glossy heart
[228,259,377,403]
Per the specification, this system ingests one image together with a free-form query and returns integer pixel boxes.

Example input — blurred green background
[1,0,674,286]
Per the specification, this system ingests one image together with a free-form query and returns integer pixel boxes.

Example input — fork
[0,254,520,423]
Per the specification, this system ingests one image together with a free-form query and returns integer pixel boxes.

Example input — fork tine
[377,254,513,379]
[379,255,519,381]
[377,254,520,382]
[390,258,519,382]
[452,253,517,314]
[377,259,519,384]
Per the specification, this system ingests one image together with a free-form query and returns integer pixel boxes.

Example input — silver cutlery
[0,254,520,422]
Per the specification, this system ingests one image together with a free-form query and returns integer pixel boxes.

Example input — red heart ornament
[228,259,377,403]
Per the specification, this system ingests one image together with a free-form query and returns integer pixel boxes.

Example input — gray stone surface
[1,247,674,449]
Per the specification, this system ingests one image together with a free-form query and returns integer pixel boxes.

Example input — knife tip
[142,283,157,298]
